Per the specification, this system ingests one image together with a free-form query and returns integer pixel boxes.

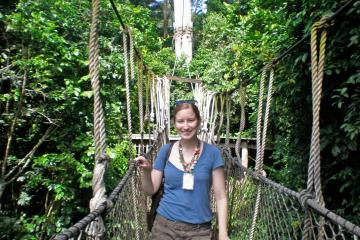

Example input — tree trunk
[0,180,6,206]
[173,0,193,63]
[162,0,169,38]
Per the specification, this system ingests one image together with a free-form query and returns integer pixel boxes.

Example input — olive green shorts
[151,214,212,240]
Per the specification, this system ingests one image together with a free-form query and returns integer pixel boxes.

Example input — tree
[0,0,173,238]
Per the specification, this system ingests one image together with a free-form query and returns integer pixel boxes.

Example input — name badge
[182,173,194,190]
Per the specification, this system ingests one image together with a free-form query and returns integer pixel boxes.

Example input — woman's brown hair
[172,102,201,124]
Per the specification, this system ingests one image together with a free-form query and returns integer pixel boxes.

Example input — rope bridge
[52,144,360,240]
[52,0,360,239]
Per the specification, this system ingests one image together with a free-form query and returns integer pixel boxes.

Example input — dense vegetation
[0,0,359,239]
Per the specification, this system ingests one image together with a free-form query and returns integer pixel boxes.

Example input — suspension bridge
[52,0,360,239]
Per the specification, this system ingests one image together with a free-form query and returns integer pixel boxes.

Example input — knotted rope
[249,64,274,240]
[86,0,108,238]
[303,15,332,240]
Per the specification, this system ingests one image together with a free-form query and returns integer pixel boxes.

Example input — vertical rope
[235,84,246,162]
[150,74,156,145]
[144,72,150,122]
[225,93,231,147]
[255,69,266,171]
[216,95,225,144]
[304,16,331,240]
[128,31,135,156]
[87,0,108,238]
[164,76,171,139]
[138,62,144,155]
[122,30,133,159]
[151,74,158,141]
[209,96,218,142]
[249,64,274,240]
[249,68,266,240]
[249,187,262,240]
[150,74,155,124]
[260,68,274,170]
[125,30,140,240]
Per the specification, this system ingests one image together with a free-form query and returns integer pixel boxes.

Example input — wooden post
[241,141,248,168]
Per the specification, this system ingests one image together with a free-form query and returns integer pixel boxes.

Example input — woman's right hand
[135,155,152,170]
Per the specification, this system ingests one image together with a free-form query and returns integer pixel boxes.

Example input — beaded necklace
[178,140,201,173]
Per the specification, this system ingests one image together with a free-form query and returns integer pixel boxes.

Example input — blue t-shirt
[153,142,224,224]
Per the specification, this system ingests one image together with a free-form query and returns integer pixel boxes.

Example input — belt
[157,214,211,229]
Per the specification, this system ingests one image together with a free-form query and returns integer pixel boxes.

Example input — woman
[136,101,228,240]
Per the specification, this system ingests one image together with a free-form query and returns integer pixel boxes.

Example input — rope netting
[222,151,360,240]
[52,143,360,240]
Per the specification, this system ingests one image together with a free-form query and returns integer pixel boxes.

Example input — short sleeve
[153,144,171,171]
[212,146,224,170]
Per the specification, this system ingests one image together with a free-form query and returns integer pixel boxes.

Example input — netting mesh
[53,146,360,240]
[224,153,359,240]
[105,168,149,240]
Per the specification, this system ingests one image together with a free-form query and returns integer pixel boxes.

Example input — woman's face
[174,108,200,140]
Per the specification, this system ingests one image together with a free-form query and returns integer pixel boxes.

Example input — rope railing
[222,149,360,239]
[51,141,160,240]
[52,143,360,239]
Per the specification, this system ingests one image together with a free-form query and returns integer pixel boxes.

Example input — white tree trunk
[202,0,207,13]
[173,0,193,63]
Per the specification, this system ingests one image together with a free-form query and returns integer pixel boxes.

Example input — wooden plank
[166,75,202,84]
[129,134,271,150]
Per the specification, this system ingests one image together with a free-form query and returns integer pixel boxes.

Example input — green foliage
[0,0,171,238]
[105,141,135,191]
[0,0,171,239]
[263,0,360,224]
[1,0,359,238]
[193,0,360,225]
[228,178,257,239]
[14,153,92,238]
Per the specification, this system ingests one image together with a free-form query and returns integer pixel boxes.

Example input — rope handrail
[52,143,360,239]
[221,149,360,237]
[86,0,109,237]
[51,144,157,240]
[51,162,136,240]
[228,0,356,93]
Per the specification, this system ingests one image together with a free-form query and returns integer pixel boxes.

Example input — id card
[182,173,194,190]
